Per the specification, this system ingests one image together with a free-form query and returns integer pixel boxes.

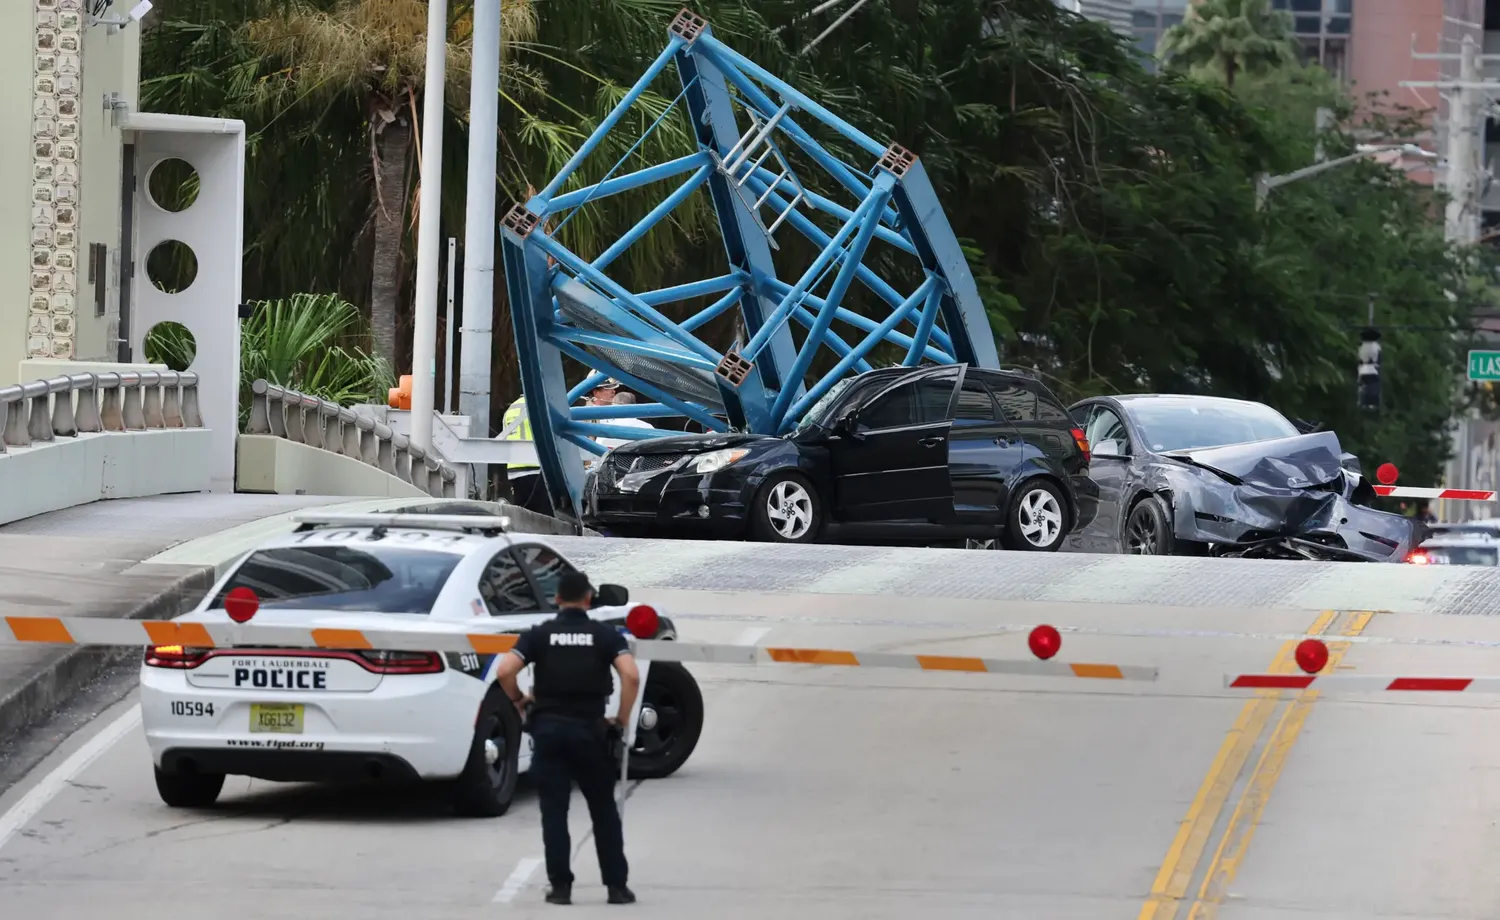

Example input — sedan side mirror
[594,583,629,607]
[1093,439,1128,458]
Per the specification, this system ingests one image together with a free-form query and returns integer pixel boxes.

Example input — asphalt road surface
[3,588,1500,919]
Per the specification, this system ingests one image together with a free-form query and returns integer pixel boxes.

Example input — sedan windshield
[1125,399,1300,452]
[1420,545,1499,566]
[209,545,463,614]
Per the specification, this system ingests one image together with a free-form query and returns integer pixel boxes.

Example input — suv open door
[826,366,960,523]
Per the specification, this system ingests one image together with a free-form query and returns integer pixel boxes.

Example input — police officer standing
[495,570,639,905]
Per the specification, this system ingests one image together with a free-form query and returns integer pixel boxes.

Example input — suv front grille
[599,453,684,489]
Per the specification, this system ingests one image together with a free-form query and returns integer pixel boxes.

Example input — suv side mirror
[1093,439,1128,458]
[594,583,629,607]
[834,412,861,438]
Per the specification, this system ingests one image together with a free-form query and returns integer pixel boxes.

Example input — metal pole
[1314,106,1333,163]
[444,237,456,415]
[460,0,500,456]
[408,0,449,454]
[1444,35,1480,247]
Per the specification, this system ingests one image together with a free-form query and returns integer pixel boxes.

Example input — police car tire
[450,690,521,818]
[154,765,225,808]
[626,662,704,781]
[749,472,823,543]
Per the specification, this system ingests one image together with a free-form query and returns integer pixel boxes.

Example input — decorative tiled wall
[30,0,83,360]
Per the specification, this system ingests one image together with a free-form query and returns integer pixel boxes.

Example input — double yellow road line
[1138,609,1372,920]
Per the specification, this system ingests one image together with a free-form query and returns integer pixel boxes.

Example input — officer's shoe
[545,884,572,905]
[607,885,636,904]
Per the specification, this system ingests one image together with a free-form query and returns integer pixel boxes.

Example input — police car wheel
[450,691,521,817]
[627,662,704,780]
[154,765,225,808]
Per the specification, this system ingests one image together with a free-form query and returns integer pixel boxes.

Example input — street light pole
[408,0,450,454]
[459,0,500,459]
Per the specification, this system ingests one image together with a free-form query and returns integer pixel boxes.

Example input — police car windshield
[210,545,463,614]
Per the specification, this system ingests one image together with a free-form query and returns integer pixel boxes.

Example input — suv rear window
[210,546,463,614]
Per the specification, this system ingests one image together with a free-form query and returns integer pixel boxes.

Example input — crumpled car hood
[1158,431,1422,561]
[1162,431,1347,489]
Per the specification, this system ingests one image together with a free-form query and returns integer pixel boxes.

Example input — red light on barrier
[1294,638,1329,675]
[1376,463,1399,485]
[625,605,659,638]
[1028,625,1061,660]
[224,587,259,623]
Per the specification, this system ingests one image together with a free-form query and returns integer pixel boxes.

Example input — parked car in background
[582,364,1095,549]
[1408,521,1500,565]
[1066,394,1424,562]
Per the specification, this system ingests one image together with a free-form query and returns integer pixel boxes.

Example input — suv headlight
[691,448,749,474]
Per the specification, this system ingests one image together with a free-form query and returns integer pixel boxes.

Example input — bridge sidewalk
[0,493,347,742]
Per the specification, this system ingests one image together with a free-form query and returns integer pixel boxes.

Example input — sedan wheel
[1124,494,1174,556]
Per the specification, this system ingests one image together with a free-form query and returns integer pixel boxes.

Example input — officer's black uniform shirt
[511,607,630,720]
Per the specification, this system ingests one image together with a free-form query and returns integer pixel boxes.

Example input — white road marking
[0,703,141,853]
[734,626,771,646]
[492,856,543,903]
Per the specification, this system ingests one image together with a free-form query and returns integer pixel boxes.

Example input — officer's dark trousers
[531,714,628,888]
[509,472,554,517]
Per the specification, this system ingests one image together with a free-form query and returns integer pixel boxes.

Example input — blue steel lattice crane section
[500,8,999,521]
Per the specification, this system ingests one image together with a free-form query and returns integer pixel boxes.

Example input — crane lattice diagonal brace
[499,7,999,521]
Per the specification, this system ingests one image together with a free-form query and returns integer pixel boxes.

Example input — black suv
[581,364,1095,548]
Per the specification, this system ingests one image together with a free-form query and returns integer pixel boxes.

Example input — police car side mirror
[595,583,629,607]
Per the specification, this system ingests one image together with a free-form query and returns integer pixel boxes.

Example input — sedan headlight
[691,448,749,474]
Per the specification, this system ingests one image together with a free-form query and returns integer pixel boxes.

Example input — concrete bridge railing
[0,370,202,448]
[244,380,458,498]
[0,370,212,525]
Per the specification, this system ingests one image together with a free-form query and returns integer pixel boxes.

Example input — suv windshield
[1125,399,1299,452]
[209,545,463,614]
[792,377,855,433]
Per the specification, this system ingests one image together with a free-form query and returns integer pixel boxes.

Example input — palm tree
[1158,0,1298,89]
[245,0,537,365]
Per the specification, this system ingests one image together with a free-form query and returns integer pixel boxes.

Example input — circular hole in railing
[146,158,199,213]
[146,240,198,293]
[143,321,196,372]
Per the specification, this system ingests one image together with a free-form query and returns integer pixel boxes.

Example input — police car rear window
[1423,546,1499,566]
[210,546,463,614]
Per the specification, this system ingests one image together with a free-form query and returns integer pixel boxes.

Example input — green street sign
[1470,350,1500,381]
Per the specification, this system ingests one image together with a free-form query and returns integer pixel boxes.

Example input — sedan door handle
[918,436,945,447]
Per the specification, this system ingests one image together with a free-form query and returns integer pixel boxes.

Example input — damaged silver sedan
[1065,394,1426,562]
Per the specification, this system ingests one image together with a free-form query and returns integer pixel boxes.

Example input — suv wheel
[750,473,822,543]
[1003,480,1068,551]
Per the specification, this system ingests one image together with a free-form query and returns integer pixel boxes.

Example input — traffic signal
[1357,327,1382,411]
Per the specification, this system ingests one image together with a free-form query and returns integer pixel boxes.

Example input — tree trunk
[370,115,412,368]
[1225,57,1237,89]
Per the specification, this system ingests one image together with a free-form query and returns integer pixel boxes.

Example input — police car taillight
[145,645,210,668]
[355,650,444,674]
[625,605,659,639]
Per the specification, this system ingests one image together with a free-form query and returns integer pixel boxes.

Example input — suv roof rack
[290,512,511,535]
[996,364,1041,379]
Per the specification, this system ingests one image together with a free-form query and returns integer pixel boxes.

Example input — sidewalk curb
[0,564,215,742]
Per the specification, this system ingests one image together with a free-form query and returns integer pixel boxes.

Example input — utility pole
[460,0,501,466]
[408,0,450,454]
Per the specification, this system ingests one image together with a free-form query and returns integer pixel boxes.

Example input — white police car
[139,513,704,816]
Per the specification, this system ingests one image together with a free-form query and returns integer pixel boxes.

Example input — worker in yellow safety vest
[501,395,552,516]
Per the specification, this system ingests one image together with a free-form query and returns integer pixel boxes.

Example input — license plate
[249,703,304,734]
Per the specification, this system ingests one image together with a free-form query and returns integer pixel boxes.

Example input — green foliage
[142,292,394,423]
[1158,0,1299,88]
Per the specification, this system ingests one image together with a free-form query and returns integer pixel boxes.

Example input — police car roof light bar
[289,513,513,534]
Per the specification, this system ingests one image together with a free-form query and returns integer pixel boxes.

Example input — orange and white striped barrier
[1372,485,1494,500]
[0,616,1158,682]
